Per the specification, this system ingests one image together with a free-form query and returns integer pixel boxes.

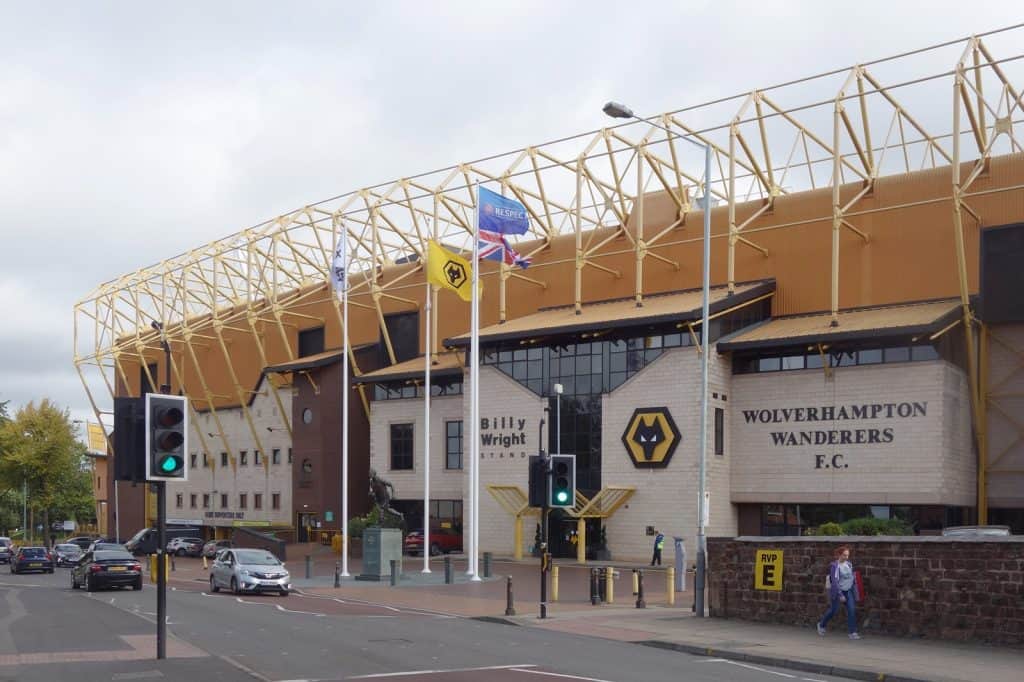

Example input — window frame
[390,423,415,470]
[445,420,463,470]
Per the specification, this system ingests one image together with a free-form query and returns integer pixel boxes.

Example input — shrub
[840,516,913,536]
[815,522,843,536]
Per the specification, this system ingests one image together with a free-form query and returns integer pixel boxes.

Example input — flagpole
[341,227,351,578]
[422,259,432,573]
[469,182,482,581]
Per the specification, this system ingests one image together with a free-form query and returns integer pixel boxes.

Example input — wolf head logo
[622,407,681,468]
[631,417,665,462]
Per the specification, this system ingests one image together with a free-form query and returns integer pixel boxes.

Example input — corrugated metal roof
[445,280,775,347]
[717,299,962,352]
[353,351,464,384]
[263,348,345,374]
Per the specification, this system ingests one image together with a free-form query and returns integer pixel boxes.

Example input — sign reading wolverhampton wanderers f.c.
[622,407,681,468]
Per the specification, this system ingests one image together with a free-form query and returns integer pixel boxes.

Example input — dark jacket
[827,560,860,602]
[654,533,665,550]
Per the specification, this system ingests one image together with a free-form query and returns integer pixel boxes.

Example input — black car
[66,536,99,551]
[10,547,54,574]
[53,543,84,567]
[71,549,142,591]
[0,537,12,564]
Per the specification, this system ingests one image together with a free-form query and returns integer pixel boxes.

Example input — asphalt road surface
[0,569,852,682]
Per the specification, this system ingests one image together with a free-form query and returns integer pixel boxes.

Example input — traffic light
[549,454,575,508]
[528,455,547,508]
[113,397,145,482]
[145,394,189,481]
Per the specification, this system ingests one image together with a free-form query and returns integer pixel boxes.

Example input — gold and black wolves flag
[426,240,481,302]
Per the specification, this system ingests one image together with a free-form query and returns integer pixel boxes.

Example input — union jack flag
[478,228,531,269]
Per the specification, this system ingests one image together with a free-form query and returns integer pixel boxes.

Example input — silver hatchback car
[209,548,291,596]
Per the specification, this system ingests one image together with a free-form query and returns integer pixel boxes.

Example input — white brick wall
[601,348,736,562]
[173,377,293,527]
[730,360,974,506]
[368,395,465,502]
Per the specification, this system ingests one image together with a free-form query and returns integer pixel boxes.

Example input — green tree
[0,400,94,541]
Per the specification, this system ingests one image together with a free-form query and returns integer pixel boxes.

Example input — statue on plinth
[368,468,404,525]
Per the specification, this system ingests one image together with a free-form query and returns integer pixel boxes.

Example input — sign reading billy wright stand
[754,549,783,591]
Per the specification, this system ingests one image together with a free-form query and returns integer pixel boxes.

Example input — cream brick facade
[368,394,465,502]
[601,348,736,562]
[730,360,974,506]
[171,377,293,529]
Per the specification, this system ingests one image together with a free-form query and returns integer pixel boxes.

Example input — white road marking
[514,669,618,682]
[275,604,325,617]
[348,664,538,679]
[719,660,797,678]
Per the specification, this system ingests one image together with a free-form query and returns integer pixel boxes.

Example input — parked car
[70,549,142,591]
[66,536,99,551]
[52,543,83,567]
[941,525,1011,537]
[404,528,463,556]
[125,526,202,555]
[9,547,54,574]
[202,540,233,558]
[0,537,12,565]
[86,541,127,554]
[209,548,290,596]
[167,537,204,557]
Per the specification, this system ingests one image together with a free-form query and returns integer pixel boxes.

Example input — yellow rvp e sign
[754,549,783,591]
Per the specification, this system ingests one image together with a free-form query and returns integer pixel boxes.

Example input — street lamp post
[603,101,712,617]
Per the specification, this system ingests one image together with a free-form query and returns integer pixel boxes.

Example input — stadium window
[239,494,247,509]
[714,408,725,456]
[254,493,262,510]
[254,450,261,466]
[175,493,183,509]
[220,494,228,509]
[758,357,781,372]
[781,355,805,370]
[202,494,210,509]
[272,493,281,510]
[190,494,197,509]
[446,420,463,470]
[390,423,414,470]
[858,349,883,365]
[221,452,228,467]
[190,453,197,468]
[239,450,248,466]
[272,448,280,465]
[884,346,911,363]
[911,345,939,361]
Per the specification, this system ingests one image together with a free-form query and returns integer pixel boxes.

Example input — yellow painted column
[576,518,586,564]
[667,567,676,605]
[605,567,614,603]
[552,565,559,602]
[514,516,523,561]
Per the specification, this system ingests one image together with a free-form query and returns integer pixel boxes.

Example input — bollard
[305,555,312,580]
[590,568,600,606]
[632,568,639,595]
[605,567,615,604]
[334,562,341,588]
[483,552,492,578]
[202,555,208,570]
[551,565,559,602]
[667,566,675,606]
[504,576,516,616]
[390,559,398,586]
[171,555,176,572]
[444,555,453,584]
[636,569,647,609]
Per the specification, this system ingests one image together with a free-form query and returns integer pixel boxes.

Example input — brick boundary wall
[707,536,1024,645]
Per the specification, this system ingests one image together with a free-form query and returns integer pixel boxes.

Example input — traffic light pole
[156,481,166,659]
[537,417,549,620]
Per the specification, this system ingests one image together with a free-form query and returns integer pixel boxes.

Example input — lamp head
[602,101,635,119]
[150,320,163,332]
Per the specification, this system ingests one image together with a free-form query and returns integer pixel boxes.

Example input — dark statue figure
[368,468,404,524]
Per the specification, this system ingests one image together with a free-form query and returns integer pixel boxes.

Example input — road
[0,568,852,682]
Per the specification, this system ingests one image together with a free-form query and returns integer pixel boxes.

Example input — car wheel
[176,548,186,557]
[430,543,442,557]
[86,576,96,592]
[70,572,78,589]
[133,579,142,591]
[230,577,239,595]
[209,575,219,593]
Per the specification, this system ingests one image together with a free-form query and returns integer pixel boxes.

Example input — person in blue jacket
[817,545,861,639]
[650,530,665,566]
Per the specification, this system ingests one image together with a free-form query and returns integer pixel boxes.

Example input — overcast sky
[1,1,1020,427]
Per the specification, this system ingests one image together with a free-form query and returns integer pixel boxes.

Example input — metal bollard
[504,576,516,616]
[551,565,559,602]
[483,552,492,578]
[305,555,312,580]
[636,569,647,609]
[334,562,341,588]
[390,559,398,586]
[590,568,600,605]
[632,568,639,595]
[605,567,614,604]
[444,555,453,584]
[667,567,675,606]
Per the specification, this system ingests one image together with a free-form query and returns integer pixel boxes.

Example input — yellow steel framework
[75,27,1024,521]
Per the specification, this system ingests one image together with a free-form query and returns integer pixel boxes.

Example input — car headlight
[239,569,250,577]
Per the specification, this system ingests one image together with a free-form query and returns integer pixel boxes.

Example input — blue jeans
[819,588,857,633]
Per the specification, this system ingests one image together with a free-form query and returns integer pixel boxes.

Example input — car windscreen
[235,550,281,566]
[56,545,80,552]
[94,551,134,561]
[127,528,149,543]
[94,544,125,551]
[20,548,47,557]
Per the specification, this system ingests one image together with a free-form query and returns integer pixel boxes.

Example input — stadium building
[75,30,1024,560]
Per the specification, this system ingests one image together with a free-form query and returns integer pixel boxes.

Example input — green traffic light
[555,490,569,503]
[158,456,180,474]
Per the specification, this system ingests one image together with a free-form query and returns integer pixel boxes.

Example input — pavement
[162,543,1023,682]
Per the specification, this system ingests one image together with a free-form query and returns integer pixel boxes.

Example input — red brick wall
[707,537,1024,645]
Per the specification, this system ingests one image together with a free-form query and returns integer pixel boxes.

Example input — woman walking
[817,545,861,639]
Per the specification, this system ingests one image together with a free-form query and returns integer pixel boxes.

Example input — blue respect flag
[478,186,529,235]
